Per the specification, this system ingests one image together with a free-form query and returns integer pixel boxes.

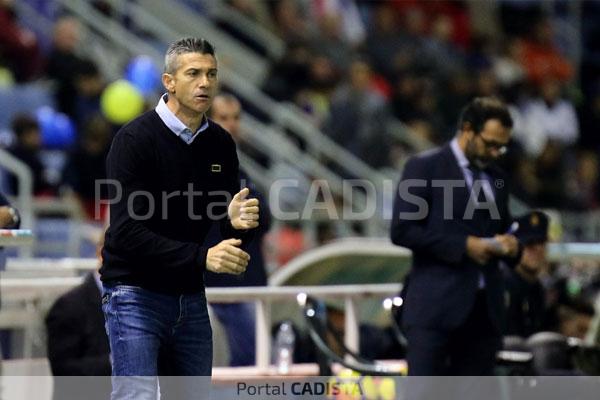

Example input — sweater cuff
[453,234,469,264]
[197,246,209,272]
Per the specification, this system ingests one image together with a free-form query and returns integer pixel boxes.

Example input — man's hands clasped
[467,234,519,265]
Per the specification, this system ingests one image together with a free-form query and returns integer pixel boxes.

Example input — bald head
[210,93,242,140]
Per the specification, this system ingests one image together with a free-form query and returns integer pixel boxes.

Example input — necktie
[468,165,488,203]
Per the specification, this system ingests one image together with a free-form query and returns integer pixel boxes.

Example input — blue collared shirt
[450,138,495,202]
[155,93,209,145]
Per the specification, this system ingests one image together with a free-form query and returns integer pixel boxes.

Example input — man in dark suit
[391,97,520,376]
[45,271,111,376]
[45,236,110,399]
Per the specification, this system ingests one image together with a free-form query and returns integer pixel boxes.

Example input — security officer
[504,211,549,338]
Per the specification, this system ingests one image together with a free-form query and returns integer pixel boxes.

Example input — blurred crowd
[2,0,600,213]
[0,0,160,222]
[208,0,599,212]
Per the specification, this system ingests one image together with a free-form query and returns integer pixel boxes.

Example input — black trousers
[405,291,502,376]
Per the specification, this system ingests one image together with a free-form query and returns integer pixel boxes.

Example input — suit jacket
[391,143,517,331]
[45,272,111,376]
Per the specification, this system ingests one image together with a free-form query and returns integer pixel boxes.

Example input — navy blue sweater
[100,110,250,294]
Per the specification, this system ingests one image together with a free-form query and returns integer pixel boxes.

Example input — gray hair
[164,37,216,74]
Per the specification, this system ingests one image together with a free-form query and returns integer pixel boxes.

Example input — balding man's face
[211,98,241,140]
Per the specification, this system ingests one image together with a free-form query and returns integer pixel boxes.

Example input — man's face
[211,97,241,139]
[520,241,547,276]
[466,119,511,168]
[163,52,218,116]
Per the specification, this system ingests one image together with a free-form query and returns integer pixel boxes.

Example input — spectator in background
[73,59,105,129]
[579,82,600,150]
[309,13,353,73]
[423,14,465,80]
[0,191,20,272]
[205,93,270,366]
[474,67,500,98]
[46,16,85,118]
[45,234,110,399]
[214,0,274,56]
[309,0,365,48]
[209,94,269,168]
[518,17,574,85]
[535,141,569,209]
[294,54,338,127]
[519,77,579,151]
[268,0,311,45]
[62,115,112,220]
[0,0,42,82]
[323,57,391,169]
[0,191,20,364]
[504,211,549,338]
[556,301,595,340]
[45,235,110,376]
[492,39,527,91]
[364,3,405,81]
[8,114,53,196]
[263,42,311,102]
[566,151,600,211]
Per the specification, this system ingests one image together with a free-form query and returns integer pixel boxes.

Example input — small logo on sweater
[211,164,222,172]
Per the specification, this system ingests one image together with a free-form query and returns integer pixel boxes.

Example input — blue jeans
[102,284,212,400]
[211,302,256,366]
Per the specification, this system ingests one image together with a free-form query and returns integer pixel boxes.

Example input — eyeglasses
[479,136,508,155]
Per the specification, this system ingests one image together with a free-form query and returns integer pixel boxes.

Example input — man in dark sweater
[100,38,260,398]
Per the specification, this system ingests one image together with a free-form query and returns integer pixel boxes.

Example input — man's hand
[228,187,259,230]
[206,239,250,274]
[492,234,519,258]
[466,236,495,265]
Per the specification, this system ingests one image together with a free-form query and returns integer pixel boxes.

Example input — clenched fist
[206,238,250,275]
[228,187,260,230]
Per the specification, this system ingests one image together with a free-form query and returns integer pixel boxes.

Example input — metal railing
[3,239,600,361]
[0,277,400,366]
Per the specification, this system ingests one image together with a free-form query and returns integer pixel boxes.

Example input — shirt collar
[450,137,470,169]
[155,93,209,144]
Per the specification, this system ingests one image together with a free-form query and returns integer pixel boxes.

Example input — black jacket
[45,272,111,376]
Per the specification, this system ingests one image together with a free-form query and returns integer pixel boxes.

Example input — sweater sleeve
[218,134,256,245]
[105,130,208,272]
